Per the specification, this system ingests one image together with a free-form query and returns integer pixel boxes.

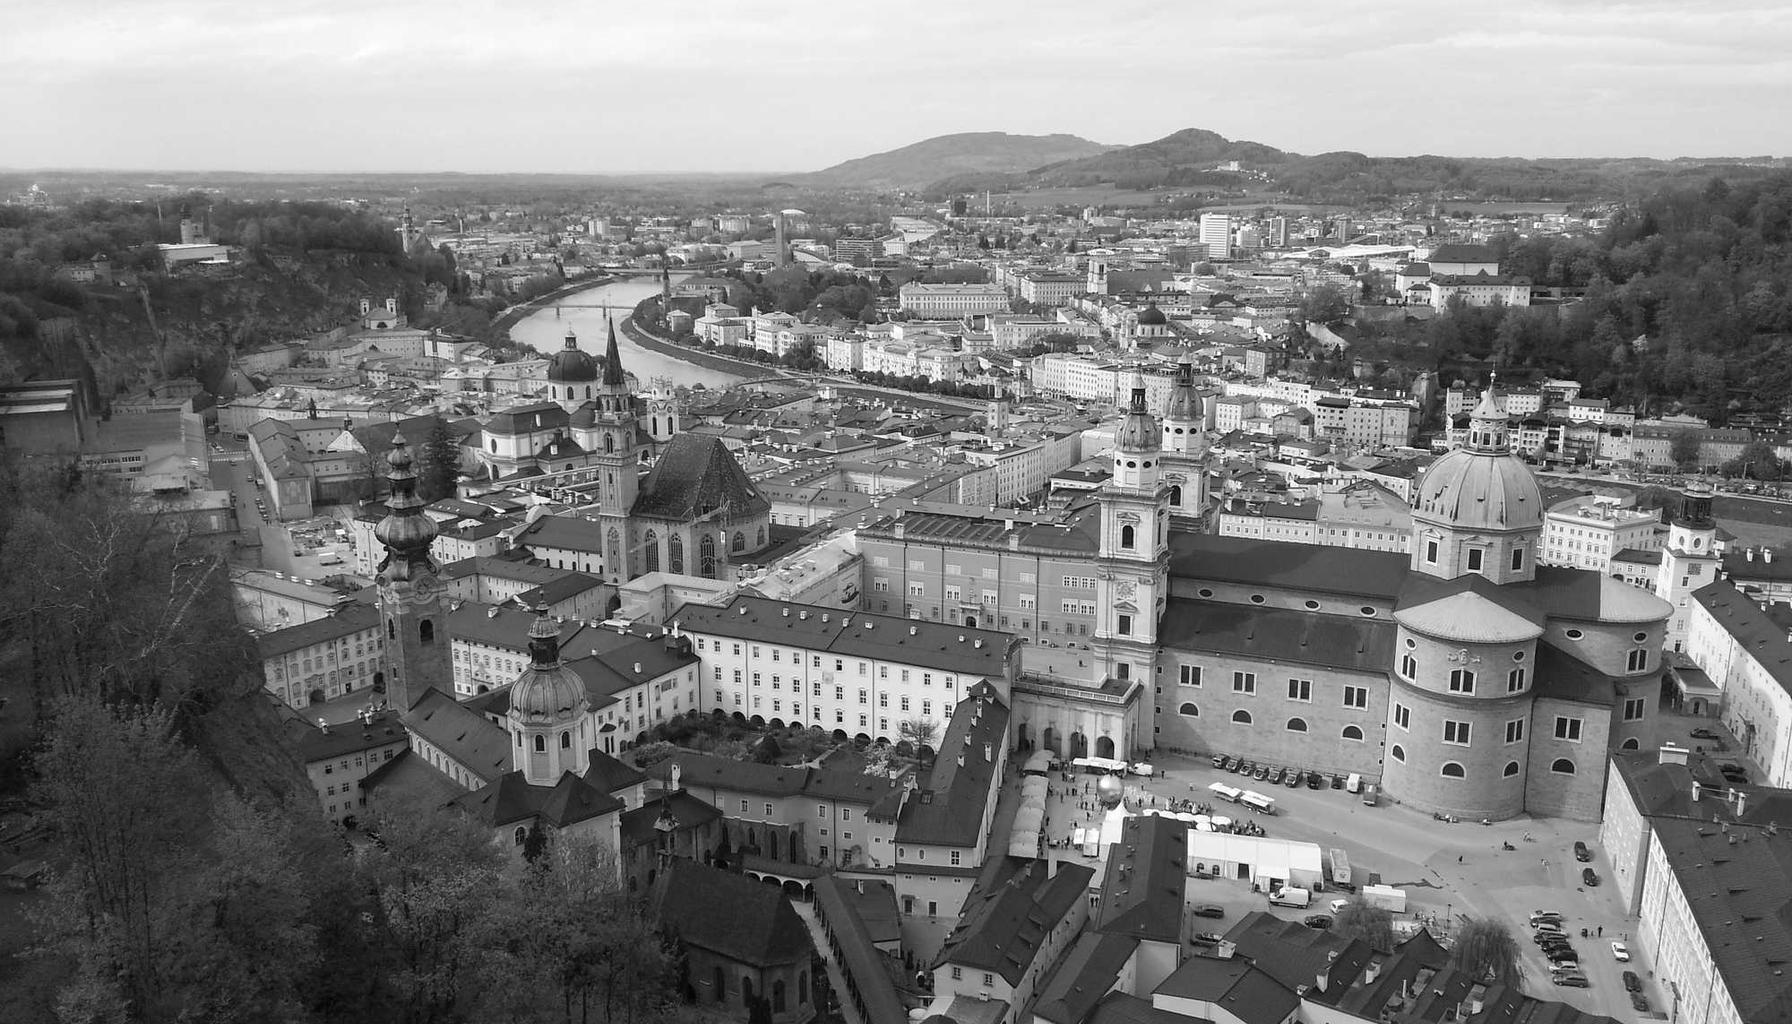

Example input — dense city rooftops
[671,594,1017,677]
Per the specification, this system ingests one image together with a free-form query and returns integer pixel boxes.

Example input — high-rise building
[1268,216,1288,248]
[1198,213,1232,259]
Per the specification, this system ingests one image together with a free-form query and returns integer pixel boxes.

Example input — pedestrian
[1458,855,1463,864]
[1597,925,1603,937]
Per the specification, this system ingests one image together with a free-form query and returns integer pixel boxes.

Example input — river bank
[619,318,789,382]
[491,273,617,340]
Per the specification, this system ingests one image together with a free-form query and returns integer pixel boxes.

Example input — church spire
[602,316,626,387]
[374,430,438,577]
[527,604,561,666]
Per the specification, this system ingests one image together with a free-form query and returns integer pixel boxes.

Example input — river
[509,275,746,389]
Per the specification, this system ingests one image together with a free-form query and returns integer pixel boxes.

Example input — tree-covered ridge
[1342,172,1792,421]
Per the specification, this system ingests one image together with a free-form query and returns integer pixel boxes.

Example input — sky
[4,0,1790,174]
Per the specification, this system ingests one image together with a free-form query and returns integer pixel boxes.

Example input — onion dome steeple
[374,430,438,579]
[1115,376,1159,453]
[1465,375,1510,454]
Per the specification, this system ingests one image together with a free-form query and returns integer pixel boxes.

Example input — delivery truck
[1361,884,1407,914]
[1268,886,1312,909]
[1328,848,1352,889]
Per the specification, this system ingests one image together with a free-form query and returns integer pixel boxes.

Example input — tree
[1670,430,1702,471]
[1450,917,1524,986]
[899,718,939,755]
[417,420,460,502]
[1298,284,1350,325]
[1331,898,1395,951]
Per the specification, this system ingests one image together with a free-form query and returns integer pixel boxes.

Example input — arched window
[1169,484,1183,507]
[607,528,620,571]
[1341,725,1363,741]
[419,620,434,644]
[643,530,660,573]
[604,434,615,453]
[1286,717,1308,733]
[1621,737,1640,750]
[514,826,527,846]
[533,734,545,753]
[387,619,396,640]
[799,972,807,1004]
[1449,669,1474,693]
[1507,668,1526,692]
[1179,702,1199,717]
[1391,744,1406,762]
[1551,758,1577,775]
[1231,710,1252,725]
[732,531,745,552]
[1121,524,1136,549]
[713,967,725,1002]
[756,526,766,548]
[700,534,716,577]
[560,732,571,749]
[773,981,787,1013]
[668,534,684,574]
[1441,762,1465,778]
[1503,761,1520,777]
[1400,654,1417,679]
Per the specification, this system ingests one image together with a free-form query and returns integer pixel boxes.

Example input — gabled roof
[401,688,510,783]
[1169,535,1410,600]
[1394,575,1545,644]
[936,856,1095,984]
[256,602,381,658]
[1530,642,1619,707]
[1155,954,1301,1024]
[897,693,1011,847]
[515,514,607,555]
[1095,815,1188,943]
[1033,932,1142,1024]
[671,594,1017,677]
[583,748,647,794]
[653,860,812,968]
[631,433,770,521]
[451,769,623,829]
[1159,599,1396,675]
[618,790,721,845]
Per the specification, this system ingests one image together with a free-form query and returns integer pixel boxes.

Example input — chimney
[1659,743,1690,766]
[984,743,992,762]
[1315,971,1328,993]
[1365,959,1383,983]
[1692,781,1702,802]
[957,753,965,767]
[1767,547,1775,564]
[1734,789,1749,817]
[1215,939,1237,960]
[634,662,642,674]
[1748,547,1756,561]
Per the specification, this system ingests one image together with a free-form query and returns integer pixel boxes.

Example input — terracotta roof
[653,860,812,968]
[1169,535,1410,600]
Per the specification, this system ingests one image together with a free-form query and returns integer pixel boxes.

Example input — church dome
[547,329,599,383]
[1412,383,1542,532]
[1136,303,1167,326]
[374,432,438,557]
[509,610,586,723]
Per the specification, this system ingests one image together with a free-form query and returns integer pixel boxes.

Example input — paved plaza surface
[994,744,1671,1021]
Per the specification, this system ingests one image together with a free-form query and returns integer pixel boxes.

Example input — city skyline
[5,0,1790,174]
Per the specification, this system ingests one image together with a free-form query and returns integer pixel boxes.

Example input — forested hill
[804,132,1114,189]
[915,126,1786,202]
[0,197,498,397]
[1333,173,1792,422]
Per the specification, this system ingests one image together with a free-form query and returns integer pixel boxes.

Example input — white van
[1208,782,1243,803]
[1346,773,1363,794]
[1269,886,1312,908]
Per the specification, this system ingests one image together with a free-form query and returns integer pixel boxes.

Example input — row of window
[1175,704,1365,739]
[1388,745,1578,778]
[1423,538,1526,573]
[1178,667,1369,709]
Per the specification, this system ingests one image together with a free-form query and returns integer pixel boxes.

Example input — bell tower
[375,431,449,710]
[1159,357,1209,526]
[594,318,640,584]
[1092,376,1170,701]
[1656,481,1720,652]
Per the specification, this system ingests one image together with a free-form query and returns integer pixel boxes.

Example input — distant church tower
[1087,258,1109,295]
[507,607,590,785]
[397,205,425,254]
[594,319,640,585]
[1159,357,1209,526]
[1091,376,1170,708]
[375,432,449,710]
[1656,481,1720,653]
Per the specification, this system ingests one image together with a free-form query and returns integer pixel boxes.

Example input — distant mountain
[804,132,1116,190]
[1030,128,1294,188]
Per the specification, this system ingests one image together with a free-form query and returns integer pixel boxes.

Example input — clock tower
[1091,377,1170,697]
[375,431,449,711]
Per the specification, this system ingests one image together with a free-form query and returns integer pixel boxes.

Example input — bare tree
[899,718,939,753]
[1451,917,1524,986]
[1332,898,1395,951]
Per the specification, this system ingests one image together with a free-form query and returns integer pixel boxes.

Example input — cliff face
[17,248,428,396]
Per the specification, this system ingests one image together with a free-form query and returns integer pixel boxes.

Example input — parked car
[1630,993,1650,1012]
[1611,941,1630,962]
[1546,949,1579,963]
[1534,921,1566,935]
[1190,931,1223,946]
[1529,911,1564,925]
[1304,914,1333,929]
[1623,970,1642,992]
[1192,905,1225,919]
[1235,760,1253,775]
[1330,773,1345,789]
[1583,867,1601,887]
[1573,841,1592,862]
[1254,764,1271,781]
[1306,772,1324,789]
[1553,974,1589,988]
[1223,756,1240,772]
[1691,727,1720,740]
[1286,769,1305,788]
[1212,754,1228,768]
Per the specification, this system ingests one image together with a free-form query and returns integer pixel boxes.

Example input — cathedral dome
[547,329,599,383]
[509,610,586,723]
[1136,303,1167,326]
[1412,383,1542,533]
